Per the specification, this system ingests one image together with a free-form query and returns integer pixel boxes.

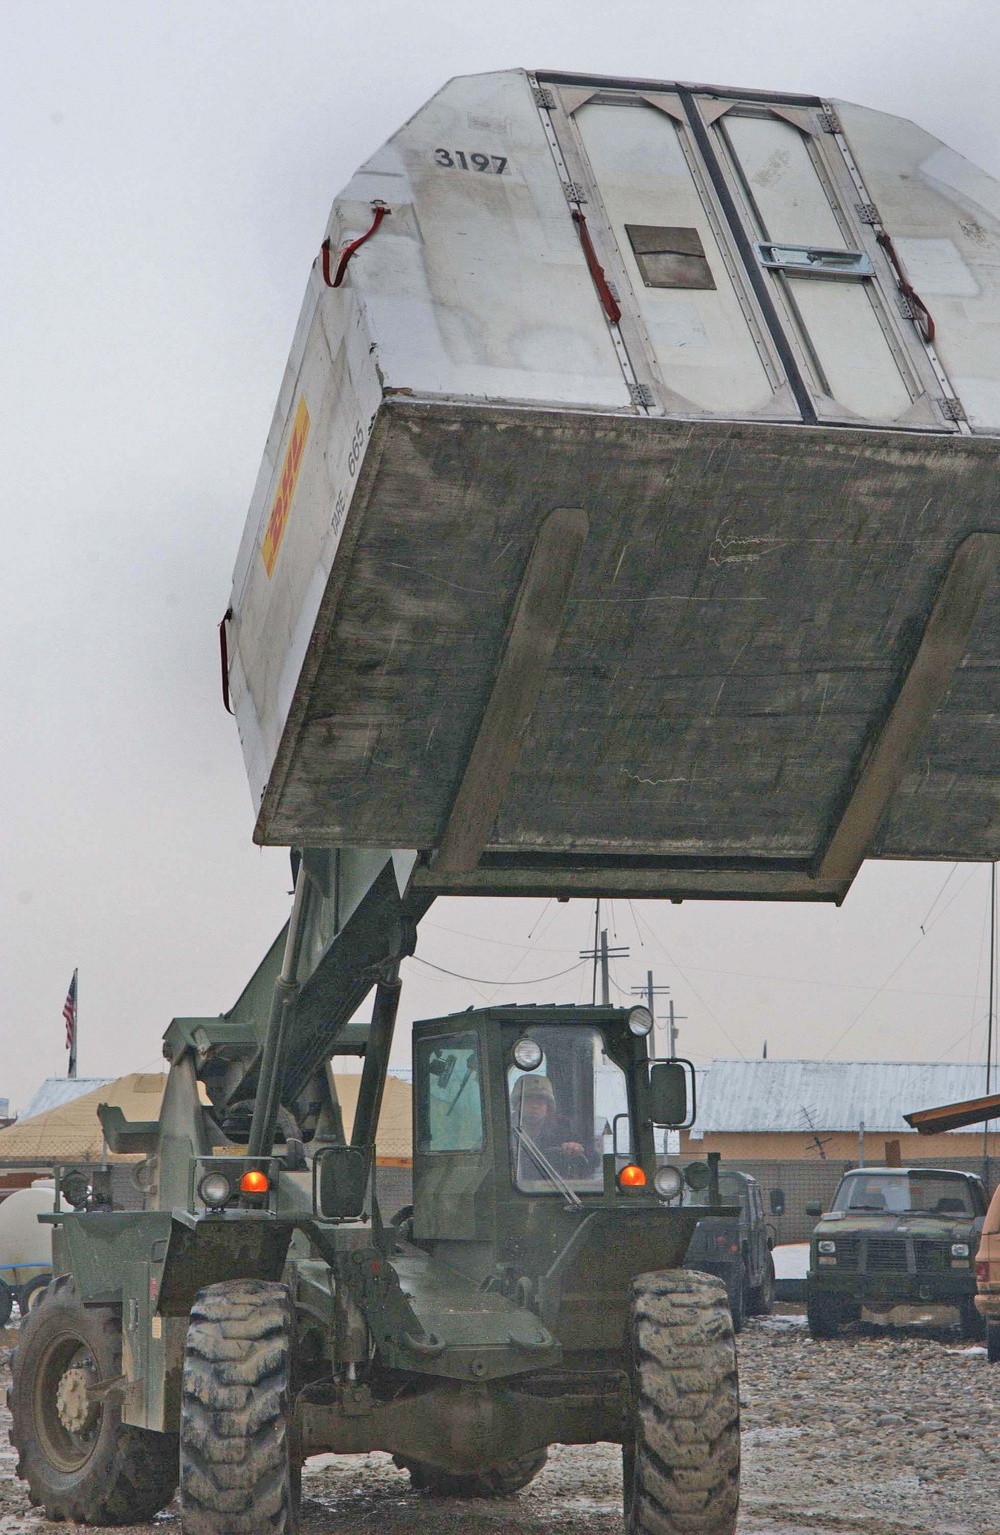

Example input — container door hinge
[818,107,843,134]
[628,383,657,408]
[940,396,968,422]
[533,86,556,109]
[855,203,881,225]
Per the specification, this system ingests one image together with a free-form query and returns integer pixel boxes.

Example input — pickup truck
[807,1166,986,1337]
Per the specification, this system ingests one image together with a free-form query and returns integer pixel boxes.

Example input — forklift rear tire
[396,1447,548,1497]
[18,1273,52,1320]
[180,1279,297,1535]
[8,1275,179,1524]
[624,1270,739,1535]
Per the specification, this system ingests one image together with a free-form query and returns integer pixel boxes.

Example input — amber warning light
[618,1164,647,1188]
[240,1170,269,1195]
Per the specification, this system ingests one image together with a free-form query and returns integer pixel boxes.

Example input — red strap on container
[571,209,622,324]
[876,230,935,344]
[218,607,234,715]
[321,204,389,288]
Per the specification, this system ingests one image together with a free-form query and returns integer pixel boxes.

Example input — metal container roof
[694,1058,994,1134]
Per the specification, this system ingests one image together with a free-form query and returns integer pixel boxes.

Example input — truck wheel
[726,1261,747,1334]
[8,1275,178,1523]
[987,1321,1000,1363]
[806,1290,840,1338]
[748,1254,775,1317]
[624,1270,739,1535]
[396,1447,547,1496]
[0,1278,13,1328]
[180,1279,296,1535]
[959,1298,985,1341]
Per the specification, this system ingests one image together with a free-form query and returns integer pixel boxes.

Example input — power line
[410,956,586,986]
[919,863,958,933]
[629,906,746,1059]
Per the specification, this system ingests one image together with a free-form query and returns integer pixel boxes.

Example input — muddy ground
[1,1308,998,1535]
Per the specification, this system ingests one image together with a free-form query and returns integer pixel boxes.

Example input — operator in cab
[510,1074,591,1178]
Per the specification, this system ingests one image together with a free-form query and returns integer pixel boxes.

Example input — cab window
[508,1025,629,1193]
[415,1033,485,1153]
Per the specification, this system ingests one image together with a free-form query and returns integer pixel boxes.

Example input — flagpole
[68,969,78,1079]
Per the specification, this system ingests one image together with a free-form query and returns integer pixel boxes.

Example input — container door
[700,102,949,428]
[568,97,791,418]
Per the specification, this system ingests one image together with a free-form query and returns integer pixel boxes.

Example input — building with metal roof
[682,1060,998,1162]
[17,1078,113,1124]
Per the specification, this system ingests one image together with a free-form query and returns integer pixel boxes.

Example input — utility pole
[632,971,670,1052]
[630,973,684,1057]
[666,999,687,1058]
[580,904,628,1005]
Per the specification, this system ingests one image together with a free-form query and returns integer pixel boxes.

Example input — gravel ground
[1,1309,998,1535]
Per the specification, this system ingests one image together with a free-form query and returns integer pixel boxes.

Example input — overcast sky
[3,0,1000,1115]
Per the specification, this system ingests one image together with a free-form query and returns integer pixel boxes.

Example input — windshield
[832,1172,979,1216]
[508,1026,629,1194]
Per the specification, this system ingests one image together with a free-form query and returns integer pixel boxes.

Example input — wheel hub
[55,1364,97,1436]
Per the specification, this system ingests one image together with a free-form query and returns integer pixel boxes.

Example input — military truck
[683,1170,775,1332]
[11,62,1000,1535]
[806,1166,986,1337]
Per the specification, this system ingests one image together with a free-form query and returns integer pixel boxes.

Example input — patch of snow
[772,1243,809,1280]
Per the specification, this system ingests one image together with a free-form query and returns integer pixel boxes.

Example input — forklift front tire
[9,1275,178,1524]
[180,1278,297,1535]
[624,1270,739,1535]
[396,1447,548,1497]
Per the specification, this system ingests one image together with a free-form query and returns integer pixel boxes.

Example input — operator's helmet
[510,1074,555,1116]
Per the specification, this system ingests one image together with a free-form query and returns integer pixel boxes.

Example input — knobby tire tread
[180,1278,295,1535]
[627,1269,739,1535]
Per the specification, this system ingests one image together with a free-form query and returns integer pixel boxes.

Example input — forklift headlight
[198,1171,233,1209]
[627,1006,653,1037]
[952,1242,970,1258]
[512,1037,544,1071]
[654,1165,683,1200]
[817,1240,836,1255]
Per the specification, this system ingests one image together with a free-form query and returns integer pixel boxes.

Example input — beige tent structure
[0,1070,413,1169]
[333,1073,412,1162]
[0,1075,168,1166]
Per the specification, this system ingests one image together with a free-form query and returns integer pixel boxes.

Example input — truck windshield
[831,1172,979,1216]
[686,1172,748,1211]
[508,1026,629,1194]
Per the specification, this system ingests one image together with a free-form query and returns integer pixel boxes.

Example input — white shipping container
[225,70,1000,903]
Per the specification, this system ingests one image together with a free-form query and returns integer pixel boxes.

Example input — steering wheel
[547,1147,593,1181]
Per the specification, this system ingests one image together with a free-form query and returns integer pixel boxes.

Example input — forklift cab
[410,1005,697,1250]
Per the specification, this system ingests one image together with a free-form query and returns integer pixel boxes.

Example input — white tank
[225,70,1000,904]
[0,1183,54,1290]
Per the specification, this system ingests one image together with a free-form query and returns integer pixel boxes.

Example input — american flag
[63,971,77,1051]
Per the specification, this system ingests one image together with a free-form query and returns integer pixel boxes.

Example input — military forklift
[9,883,739,1534]
[12,62,1000,1535]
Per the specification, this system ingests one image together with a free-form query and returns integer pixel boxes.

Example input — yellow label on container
[261,395,311,577]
